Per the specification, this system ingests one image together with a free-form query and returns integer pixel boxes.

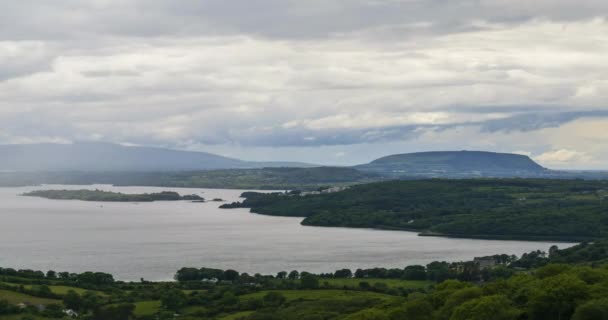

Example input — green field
[1,282,105,296]
[133,300,162,316]
[0,289,61,305]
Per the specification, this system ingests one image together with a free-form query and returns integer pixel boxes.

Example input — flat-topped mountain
[0,142,314,172]
[357,151,547,177]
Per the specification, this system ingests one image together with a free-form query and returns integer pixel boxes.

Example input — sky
[0,1,607,169]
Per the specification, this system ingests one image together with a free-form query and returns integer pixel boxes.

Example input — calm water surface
[0,185,573,281]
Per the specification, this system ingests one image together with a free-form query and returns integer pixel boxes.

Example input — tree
[174,267,200,282]
[43,304,65,318]
[288,270,299,280]
[398,299,434,320]
[239,273,255,283]
[63,290,82,311]
[334,269,353,278]
[572,299,608,320]
[438,287,483,320]
[451,295,519,320]
[77,272,114,286]
[403,265,427,280]
[300,273,319,289]
[199,267,223,280]
[528,274,589,320]
[34,285,53,297]
[92,303,135,320]
[222,269,240,281]
[263,292,286,307]
[82,291,101,312]
[160,288,187,311]
[46,270,57,279]
[276,271,288,279]
[427,262,451,282]
[0,299,17,315]
[359,281,371,290]
[219,292,239,307]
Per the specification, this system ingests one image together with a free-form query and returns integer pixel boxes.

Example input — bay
[0,185,572,281]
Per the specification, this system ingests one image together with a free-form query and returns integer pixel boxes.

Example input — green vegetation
[0,290,60,305]
[222,179,608,241]
[132,300,162,317]
[1,167,380,190]
[22,189,203,202]
[2,242,608,319]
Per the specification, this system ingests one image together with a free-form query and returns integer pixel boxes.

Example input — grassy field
[1,282,106,296]
[133,300,162,317]
[0,289,61,305]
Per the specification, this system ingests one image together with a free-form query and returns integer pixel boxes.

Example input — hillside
[0,142,313,171]
[221,179,608,241]
[0,167,379,190]
[357,151,547,177]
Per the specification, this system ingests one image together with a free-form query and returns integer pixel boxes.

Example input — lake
[0,185,573,281]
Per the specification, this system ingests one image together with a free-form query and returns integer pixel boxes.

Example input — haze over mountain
[357,151,548,177]
[1,142,606,189]
[0,142,314,172]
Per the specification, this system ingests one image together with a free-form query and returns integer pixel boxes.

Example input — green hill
[357,151,546,177]
[222,179,608,241]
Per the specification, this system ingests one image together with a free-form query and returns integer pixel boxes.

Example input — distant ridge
[0,142,315,171]
[356,150,547,177]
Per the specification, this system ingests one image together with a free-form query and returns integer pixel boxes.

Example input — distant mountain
[356,151,547,177]
[0,142,314,171]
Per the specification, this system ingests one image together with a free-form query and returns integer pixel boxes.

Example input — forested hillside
[222,179,608,241]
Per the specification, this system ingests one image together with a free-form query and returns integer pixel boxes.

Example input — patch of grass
[181,305,207,315]
[0,289,61,305]
[133,300,162,316]
[1,282,106,296]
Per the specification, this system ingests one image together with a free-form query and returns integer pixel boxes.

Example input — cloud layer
[1,1,607,168]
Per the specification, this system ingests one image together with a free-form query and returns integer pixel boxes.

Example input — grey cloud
[1,0,608,41]
[206,110,608,147]
[479,111,608,133]
[0,0,607,168]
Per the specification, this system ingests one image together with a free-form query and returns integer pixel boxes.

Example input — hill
[0,167,379,190]
[221,179,608,241]
[0,142,314,171]
[357,151,547,177]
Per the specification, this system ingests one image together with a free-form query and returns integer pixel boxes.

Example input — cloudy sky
[1,0,607,169]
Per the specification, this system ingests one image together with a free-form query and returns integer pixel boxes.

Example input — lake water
[0,185,573,281]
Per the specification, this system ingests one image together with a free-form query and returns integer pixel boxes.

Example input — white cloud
[535,149,592,167]
[0,1,607,168]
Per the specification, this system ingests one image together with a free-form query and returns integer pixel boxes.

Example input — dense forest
[2,241,608,319]
[1,167,379,191]
[22,190,204,202]
[221,179,608,241]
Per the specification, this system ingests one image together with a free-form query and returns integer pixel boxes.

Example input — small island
[22,189,204,202]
